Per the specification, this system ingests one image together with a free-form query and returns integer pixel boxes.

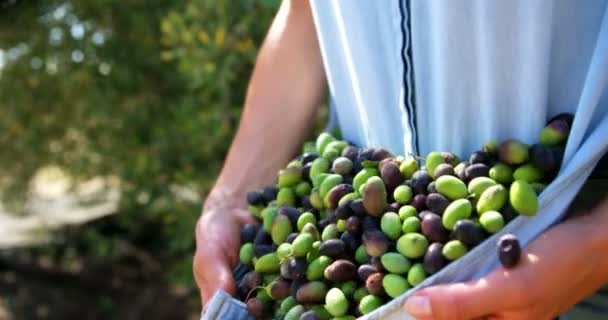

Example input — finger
[193,250,236,308]
[197,251,237,307]
[234,208,261,225]
[403,271,518,320]
[193,251,208,307]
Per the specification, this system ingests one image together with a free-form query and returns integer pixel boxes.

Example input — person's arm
[194,0,326,309]
[403,197,608,320]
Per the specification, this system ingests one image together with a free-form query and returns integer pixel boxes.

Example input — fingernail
[404,295,432,317]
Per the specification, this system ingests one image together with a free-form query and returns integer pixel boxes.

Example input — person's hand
[193,205,257,310]
[403,200,608,320]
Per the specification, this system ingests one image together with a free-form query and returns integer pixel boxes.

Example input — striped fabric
[314,1,608,319]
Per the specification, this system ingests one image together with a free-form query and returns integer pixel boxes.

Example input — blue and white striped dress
[311,1,608,319]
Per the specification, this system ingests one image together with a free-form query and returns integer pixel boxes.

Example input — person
[194,1,608,319]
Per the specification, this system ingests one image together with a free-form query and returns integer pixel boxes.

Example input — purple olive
[452,219,485,247]
[362,217,379,232]
[433,163,455,178]
[547,112,574,127]
[246,191,265,206]
[411,170,432,194]
[346,216,362,235]
[411,194,427,212]
[254,229,272,246]
[381,161,405,190]
[342,146,359,162]
[497,233,521,268]
[241,223,259,243]
[427,181,438,194]
[363,229,389,257]
[465,163,490,181]
[423,243,448,274]
[261,186,278,203]
[350,199,368,217]
[425,193,450,215]
[421,212,450,243]
[358,264,378,282]
[319,239,346,258]
[335,200,355,219]
[340,231,361,252]
[469,150,492,165]
[246,298,267,319]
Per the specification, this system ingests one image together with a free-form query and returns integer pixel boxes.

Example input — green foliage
[0,0,282,287]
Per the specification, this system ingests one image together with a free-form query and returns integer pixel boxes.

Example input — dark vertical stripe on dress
[399,0,419,155]
[405,0,419,154]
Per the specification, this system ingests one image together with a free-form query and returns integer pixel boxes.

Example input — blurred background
[0,1,328,319]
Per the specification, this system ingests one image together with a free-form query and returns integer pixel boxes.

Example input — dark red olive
[497,234,521,268]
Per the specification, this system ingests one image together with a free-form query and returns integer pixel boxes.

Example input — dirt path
[0,171,120,249]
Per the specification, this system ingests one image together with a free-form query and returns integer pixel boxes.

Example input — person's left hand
[403,200,608,320]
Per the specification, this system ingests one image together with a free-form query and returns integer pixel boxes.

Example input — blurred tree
[0,0,282,286]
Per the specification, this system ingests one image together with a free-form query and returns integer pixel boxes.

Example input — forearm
[205,0,325,210]
[585,197,608,282]
[560,196,608,289]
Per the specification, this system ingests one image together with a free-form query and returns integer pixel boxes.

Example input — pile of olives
[237,113,573,319]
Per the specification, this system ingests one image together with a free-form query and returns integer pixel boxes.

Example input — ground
[0,170,201,320]
[0,255,200,320]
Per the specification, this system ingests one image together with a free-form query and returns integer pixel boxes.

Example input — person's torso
[311,0,608,159]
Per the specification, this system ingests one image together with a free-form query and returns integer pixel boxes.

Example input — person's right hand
[193,206,257,310]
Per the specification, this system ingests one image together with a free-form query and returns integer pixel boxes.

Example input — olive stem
[407,153,424,162]
[246,286,265,302]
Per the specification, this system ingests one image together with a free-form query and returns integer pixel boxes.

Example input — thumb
[403,274,509,320]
